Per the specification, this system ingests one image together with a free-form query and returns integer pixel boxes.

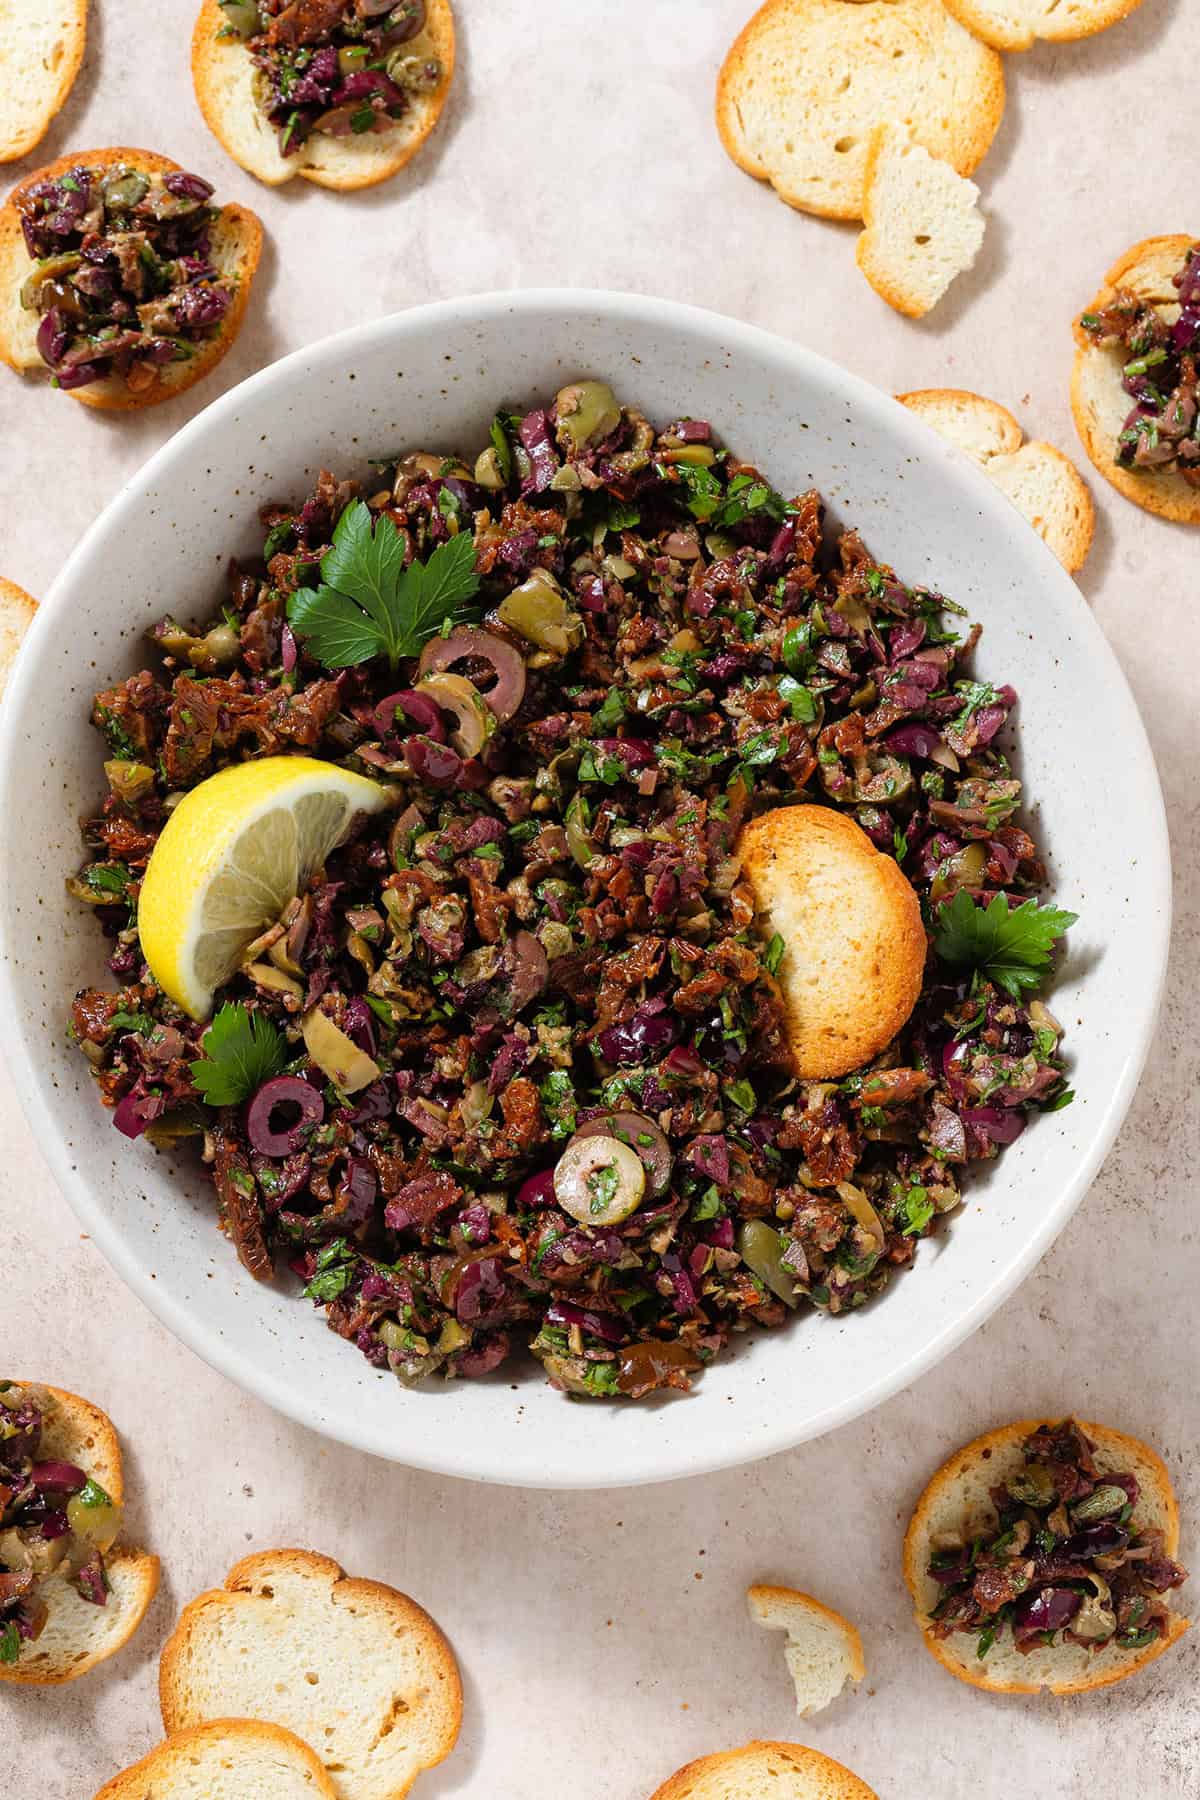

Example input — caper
[1005,1464,1059,1508]
[537,919,573,960]
[553,379,622,452]
[1071,1484,1130,1526]
[101,169,150,211]
[737,1219,801,1307]
[473,446,506,489]
[496,571,583,655]
[200,623,241,668]
[554,1133,645,1227]
[103,759,156,805]
[66,1478,122,1553]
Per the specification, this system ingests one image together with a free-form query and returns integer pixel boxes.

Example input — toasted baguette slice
[92,1719,340,1800]
[0,148,262,412]
[899,389,1095,571]
[191,0,454,191]
[0,0,87,163]
[941,0,1145,51]
[160,1549,462,1800]
[897,388,1023,460]
[738,804,925,1080]
[855,122,984,319]
[1071,234,1200,526]
[904,1418,1191,1695]
[715,0,1004,223]
[648,1741,879,1800]
[0,1380,160,1685]
[747,1585,865,1717]
[0,575,36,699]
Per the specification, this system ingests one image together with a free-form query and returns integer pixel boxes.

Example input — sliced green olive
[564,793,595,869]
[19,252,82,310]
[553,1133,645,1227]
[338,44,371,73]
[217,0,259,35]
[66,1478,122,1553]
[496,570,584,656]
[104,759,156,805]
[737,1219,801,1308]
[930,841,987,905]
[1071,1484,1130,1526]
[302,1007,381,1093]
[553,379,621,451]
[101,169,150,210]
[473,446,506,489]
[143,1105,207,1146]
[835,1180,885,1250]
[415,671,495,758]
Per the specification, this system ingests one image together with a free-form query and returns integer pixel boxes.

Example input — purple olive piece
[333,69,405,106]
[503,931,549,1013]
[54,360,103,391]
[1013,1586,1082,1634]
[384,0,426,41]
[404,734,463,787]
[374,687,445,742]
[884,723,943,759]
[1061,1522,1130,1561]
[281,623,298,673]
[595,735,655,769]
[35,308,68,367]
[515,1169,557,1209]
[597,1002,680,1066]
[246,1076,325,1156]
[570,1111,673,1196]
[163,171,215,203]
[417,627,526,724]
[30,1460,87,1494]
[545,1299,626,1345]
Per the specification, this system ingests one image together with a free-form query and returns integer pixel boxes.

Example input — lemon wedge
[137,756,388,1020]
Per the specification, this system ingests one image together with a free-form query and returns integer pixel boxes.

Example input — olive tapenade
[15,160,234,394]
[218,0,442,157]
[0,1386,121,1664]
[69,382,1075,1402]
[1080,242,1200,486]
[926,1420,1188,1661]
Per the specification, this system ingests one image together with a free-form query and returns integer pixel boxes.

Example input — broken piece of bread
[159,1549,462,1800]
[0,576,36,700]
[738,804,926,1081]
[648,1741,879,1800]
[92,1719,339,1800]
[941,0,1146,52]
[747,1585,865,1718]
[899,389,1096,571]
[0,148,262,412]
[1071,234,1200,526]
[0,0,88,163]
[904,1419,1190,1695]
[855,123,984,319]
[0,1381,159,1685]
[716,0,1004,223]
[191,0,455,191]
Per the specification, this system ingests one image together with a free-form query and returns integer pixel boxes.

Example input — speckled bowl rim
[0,290,1171,1487]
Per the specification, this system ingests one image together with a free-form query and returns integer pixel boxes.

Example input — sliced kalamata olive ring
[553,1133,646,1227]
[417,627,527,723]
[571,1111,672,1196]
[373,687,445,743]
[413,672,495,758]
[246,1075,325,1156]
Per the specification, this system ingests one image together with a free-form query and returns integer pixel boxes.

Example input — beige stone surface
[0,1,1196,1794]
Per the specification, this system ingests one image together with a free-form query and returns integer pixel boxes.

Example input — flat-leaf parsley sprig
[287,500,481,671]
[932,891,1078,1000]
[190,1003,287,1106]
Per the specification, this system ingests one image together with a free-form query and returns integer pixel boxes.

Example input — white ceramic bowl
[0,291,1169,1488]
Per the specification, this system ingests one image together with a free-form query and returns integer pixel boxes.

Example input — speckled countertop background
[1,1,1197,1794]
